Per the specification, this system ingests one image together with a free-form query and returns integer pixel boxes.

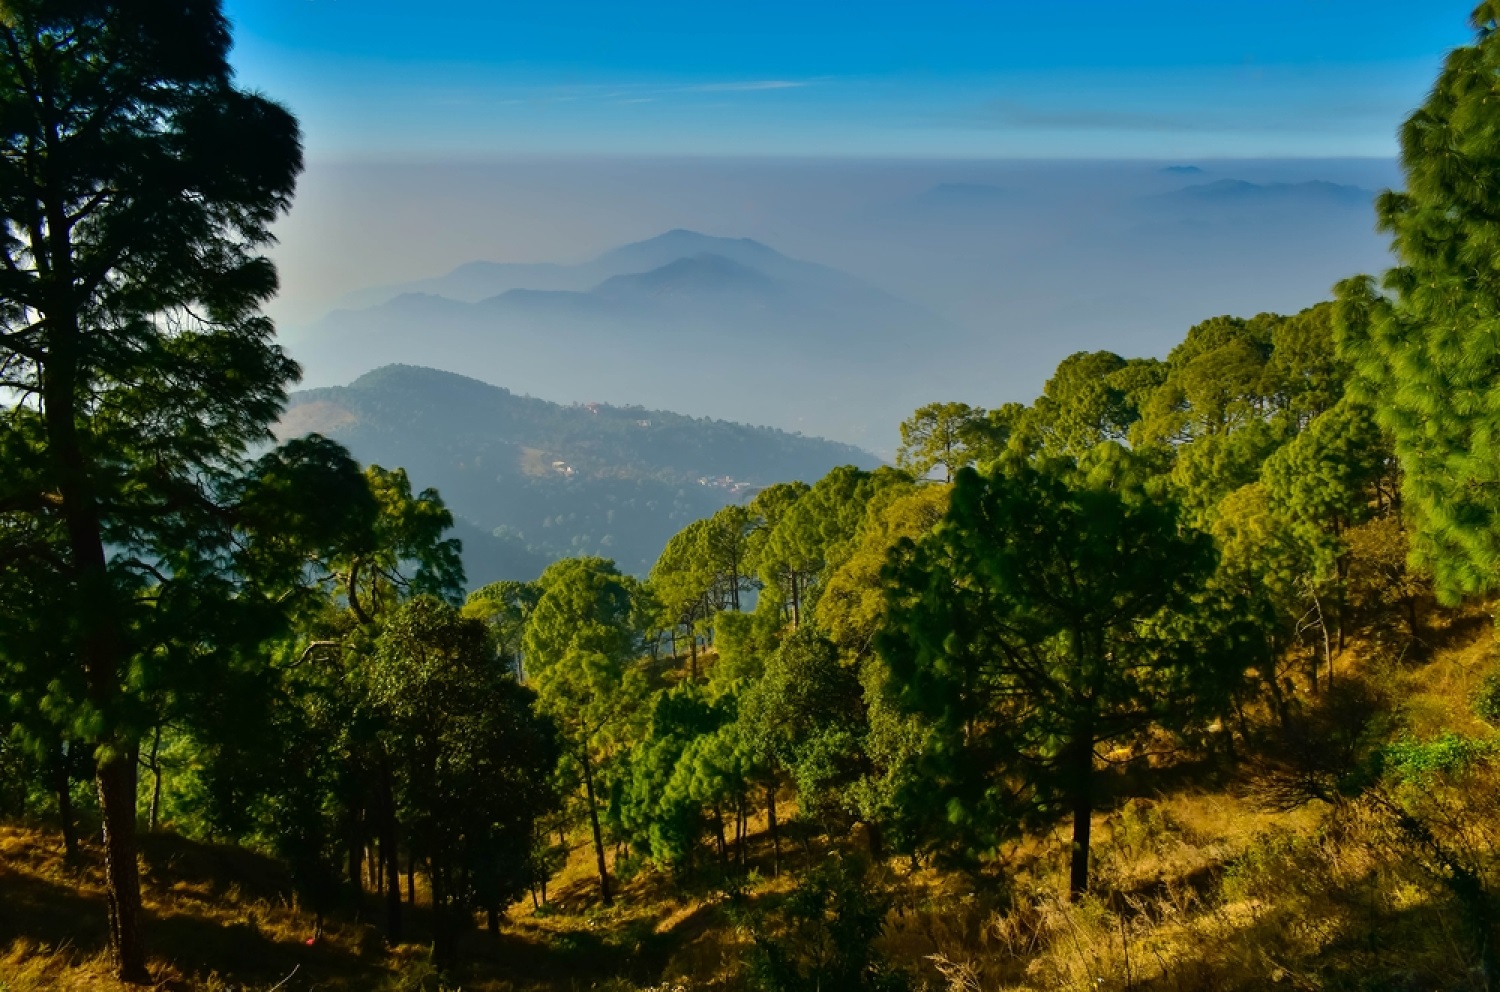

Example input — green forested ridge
[280,364,879,583]
[10,3,1500,992]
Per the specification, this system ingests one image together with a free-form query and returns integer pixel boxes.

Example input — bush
[740,855,910,992]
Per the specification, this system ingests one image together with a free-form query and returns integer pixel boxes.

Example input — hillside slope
[6,608,1497,992]
[278,365,880,585]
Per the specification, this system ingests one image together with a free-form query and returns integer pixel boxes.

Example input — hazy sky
[226,1,1471,159]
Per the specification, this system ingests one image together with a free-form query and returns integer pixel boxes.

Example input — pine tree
[878,460,1238,897]
[0,1,301,978]
[1334,3,1500,601]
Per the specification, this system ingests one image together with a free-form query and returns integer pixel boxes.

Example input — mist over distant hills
[276,159,1398,450]
[279,364,877,587]
[294,230,953,449]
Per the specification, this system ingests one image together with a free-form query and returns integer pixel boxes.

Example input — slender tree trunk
[689,624,699,680]
[55,748,78,858]
[766,779,779,878]
[347,822,364,908]
[866,819,885,862]
[145,724,164,832]
[580,752,612,906]
[737,794,747,869]
[97,752,150,983]
[44,315,150,983]
[714,807,728,867]
[378,760,402,942]
[430,861,453,971]
[790,572,800,628]
[407,850,416,907]
[1068,734,1095,902]
[488,906,500,936]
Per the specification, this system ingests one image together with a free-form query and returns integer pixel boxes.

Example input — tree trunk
[737,793,747,869]
[430,863,454,972]
[789,572,800,628]
[766,779,779,878]
[689,624,699,680]
[580,752,612,906]
[407,850,416,907]
[865,819,885,862]
[714,807,728,867]
[97,752,150,983]
[146,725,163,832]
[488,906,500,936]
[55,748,78,858]
[1068,735,1095,902]
[44,316,150,983]
[379,760,402,942]
[348,823,364,908]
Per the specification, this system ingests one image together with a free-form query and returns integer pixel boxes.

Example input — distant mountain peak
[594,252,776,298]
[1149,179,1374,206]
[1160,165,1204,175]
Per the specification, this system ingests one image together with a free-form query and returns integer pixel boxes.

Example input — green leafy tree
[878,460,1238,897]
[1133,314,1279,448]
[757,467,908,627]
[0,0,302,974]
[819,486,950,661]
[896,402,989,482]
[369,597,559,968]
[523,556,640,905]
[1261,399,1393,665]
[650,518,716,676]
[464,579,541,677]
[616,682,733,867]
[331,465,464,624]
[1030,352,1162,455]
[738,628,866,869]
[1333,3,1500,601]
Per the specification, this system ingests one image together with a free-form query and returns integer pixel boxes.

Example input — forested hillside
[280,364,878,582]
[10,3,1500,992]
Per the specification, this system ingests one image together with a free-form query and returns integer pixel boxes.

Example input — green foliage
[895,402,988,482]
[756,466,909,625]
[0,0,309,973]
[739,629,865,827]
[370,597,559,962]
[1030,351,1162,455]
[524,556,642,903]
[463,579,540,675]
[1332,9,1500,601]
[742,855,909,992]
[878,459,1243,886]
[1383,733,1500,781]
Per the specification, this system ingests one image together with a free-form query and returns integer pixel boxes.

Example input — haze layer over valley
[276,156,1395,449]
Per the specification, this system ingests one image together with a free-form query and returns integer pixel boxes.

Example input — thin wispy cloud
[978,100,1199,132]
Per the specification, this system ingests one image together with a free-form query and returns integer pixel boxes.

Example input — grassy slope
[3,609,1498,991]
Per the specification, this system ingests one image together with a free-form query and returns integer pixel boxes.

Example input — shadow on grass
[149,910,376,988]
[0,866,108,953]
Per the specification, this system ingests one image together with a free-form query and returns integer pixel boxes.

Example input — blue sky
[225,1,1474,158]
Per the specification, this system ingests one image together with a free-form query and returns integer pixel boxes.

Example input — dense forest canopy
[10,3,1500,991]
